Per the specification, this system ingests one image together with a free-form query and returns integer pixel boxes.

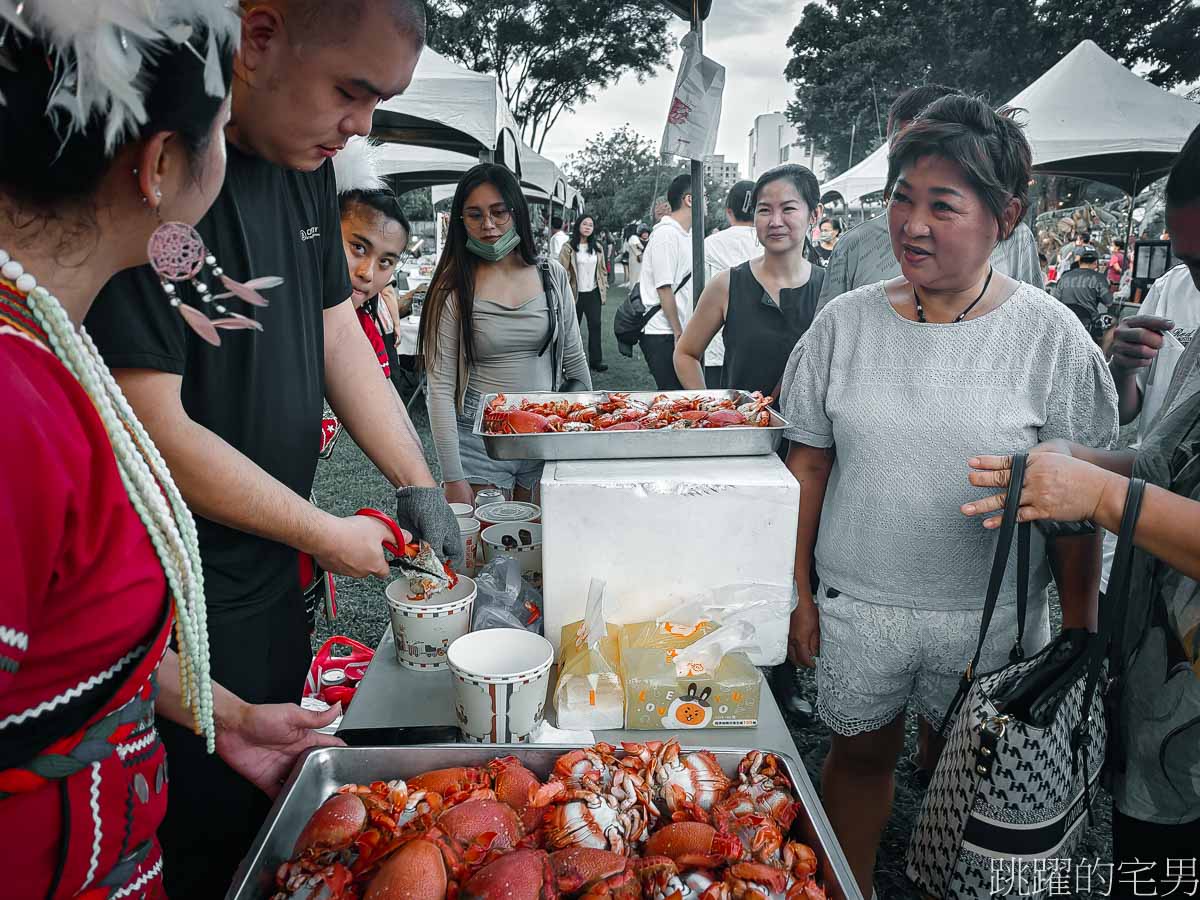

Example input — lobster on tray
[482,392,775,435]
[271,740,826,900]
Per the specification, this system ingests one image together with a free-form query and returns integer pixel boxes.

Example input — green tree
[563,126,686,232]
[785,0,1200,177]
[428,0,673,152]
[397,187,434,222]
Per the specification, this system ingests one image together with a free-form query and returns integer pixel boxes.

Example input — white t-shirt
[625,234,645,284]
[1101,265,1200,591]
[640,217,693,336]
[549,231,569,259]
[575,245,597,294]
[703,224,760,367]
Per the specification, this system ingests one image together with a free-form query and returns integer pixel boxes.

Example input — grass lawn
[312,272,1114,898]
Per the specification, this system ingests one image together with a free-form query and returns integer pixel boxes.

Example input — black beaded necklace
[914,267,994,323]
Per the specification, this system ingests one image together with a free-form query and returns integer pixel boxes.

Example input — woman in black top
[674,164,825,398]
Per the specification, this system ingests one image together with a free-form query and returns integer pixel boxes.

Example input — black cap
[1078,249,1099,263]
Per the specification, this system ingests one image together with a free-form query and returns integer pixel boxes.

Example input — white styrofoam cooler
[540,455,800,655]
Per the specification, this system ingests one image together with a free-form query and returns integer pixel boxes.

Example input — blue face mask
[466,227,521,262]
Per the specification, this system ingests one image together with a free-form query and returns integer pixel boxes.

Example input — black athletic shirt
[86,145,352,613]
[721,260,824,398]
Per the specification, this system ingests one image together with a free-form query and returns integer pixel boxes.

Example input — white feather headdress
[0,0,241,154]
[333,136,387,195]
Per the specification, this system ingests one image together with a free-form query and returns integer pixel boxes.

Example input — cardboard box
[539,456,799,656]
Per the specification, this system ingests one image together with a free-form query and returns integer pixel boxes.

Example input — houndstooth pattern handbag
[907,455,1146,899]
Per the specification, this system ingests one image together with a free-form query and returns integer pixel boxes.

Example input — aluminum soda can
[474,488,505,508]
[321,668,347,687]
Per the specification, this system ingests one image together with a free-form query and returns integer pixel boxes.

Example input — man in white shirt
[625,224,649,286]
[1100,262,1200,591]
[703,180,760,387]
[548,215,569,258]
[817,84,1043,311]
[639,173,695,390]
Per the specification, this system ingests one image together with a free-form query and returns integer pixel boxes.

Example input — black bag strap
[536,259,559,358]
[1012,517,1030,662]
[1077,477,1146,780]
[941,453,1029,732]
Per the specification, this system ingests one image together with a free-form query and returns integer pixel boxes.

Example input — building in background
[704,154,741,192]
[747,112,828,181]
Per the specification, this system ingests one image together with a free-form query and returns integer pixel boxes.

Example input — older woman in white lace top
[778,94,1118,897]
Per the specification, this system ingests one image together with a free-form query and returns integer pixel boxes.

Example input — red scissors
[354,507,413,557]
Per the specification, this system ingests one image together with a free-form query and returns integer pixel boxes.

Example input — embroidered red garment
[0,300,171,898]
[356,306,390,377]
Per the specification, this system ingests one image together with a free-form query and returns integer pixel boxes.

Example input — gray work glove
[395,486,465,571]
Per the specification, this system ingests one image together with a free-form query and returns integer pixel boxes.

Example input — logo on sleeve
[299,226,321,242]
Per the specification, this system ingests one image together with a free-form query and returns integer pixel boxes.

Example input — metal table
[333,629,862,899]
[339,628,798,754]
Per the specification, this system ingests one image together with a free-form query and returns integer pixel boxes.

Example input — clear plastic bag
[555,578,625,729]
[471,556,544,635]
[655,582,798,666]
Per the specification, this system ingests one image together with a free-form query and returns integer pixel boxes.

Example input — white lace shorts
[815,585,1051,737]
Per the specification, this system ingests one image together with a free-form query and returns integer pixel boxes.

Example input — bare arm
[115,369,337,555]
[1049,532,1102,630]
[114,368,394,578]
[156,649,342,798]
[323,298,436,490]
[967,448,1200,581]
[785,443,835,667]
[657,284,683,338]
[674,271,730,389]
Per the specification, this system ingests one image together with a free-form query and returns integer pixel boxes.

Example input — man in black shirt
[86,2,459,895]
[1052,249,1112,331]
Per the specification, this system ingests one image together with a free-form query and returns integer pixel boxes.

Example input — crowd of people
[2,1,1198,899]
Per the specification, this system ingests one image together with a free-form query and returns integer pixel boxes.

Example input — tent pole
[689,0,706,309]
[1125,169,1140,245]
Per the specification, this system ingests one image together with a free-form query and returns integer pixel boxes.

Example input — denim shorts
[456,388,543,492]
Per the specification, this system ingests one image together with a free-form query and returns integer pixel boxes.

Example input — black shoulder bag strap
[1080,477,1146,785]
[536,259,558,358]
[639,271,693,326]
[941,453,1029,732]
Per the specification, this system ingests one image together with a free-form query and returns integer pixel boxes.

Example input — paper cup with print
[448,629,554,743]
[386,575,477,671]
[449,502,475,518]
[481,522,542,587]
[458,516,482,576]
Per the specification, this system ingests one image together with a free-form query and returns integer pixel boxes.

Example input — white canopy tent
[819,143,888,206]
[1006,39,1200,194]
[819,39,1200,204]
[372,48,523,176]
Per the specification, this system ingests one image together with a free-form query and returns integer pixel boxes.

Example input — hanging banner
[661,32,725,162]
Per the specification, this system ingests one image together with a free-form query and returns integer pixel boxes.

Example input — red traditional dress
[0,281,172,898]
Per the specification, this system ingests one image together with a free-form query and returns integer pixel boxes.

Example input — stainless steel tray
[228,744,860,900]
[474,390,788,461]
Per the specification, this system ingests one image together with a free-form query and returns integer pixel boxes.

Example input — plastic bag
[619,619,761,730]
[555,578,624,729]
[656,582,797,666]
[471,556,543,634]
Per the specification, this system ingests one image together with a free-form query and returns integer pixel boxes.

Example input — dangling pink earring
[147,221,282,347]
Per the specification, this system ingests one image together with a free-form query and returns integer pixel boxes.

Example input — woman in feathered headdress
[0,4,338,896]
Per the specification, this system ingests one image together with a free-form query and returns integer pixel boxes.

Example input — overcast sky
[539,0,801,177]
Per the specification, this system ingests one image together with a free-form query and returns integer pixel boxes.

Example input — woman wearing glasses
[420,164,590,506]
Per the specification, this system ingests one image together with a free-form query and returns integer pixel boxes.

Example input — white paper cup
[481,522,542,584]
[448,629,554,743]
[458,516,482,576]
[385,575,476,671]
[475,501,541,531]
[449,502,475,518]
